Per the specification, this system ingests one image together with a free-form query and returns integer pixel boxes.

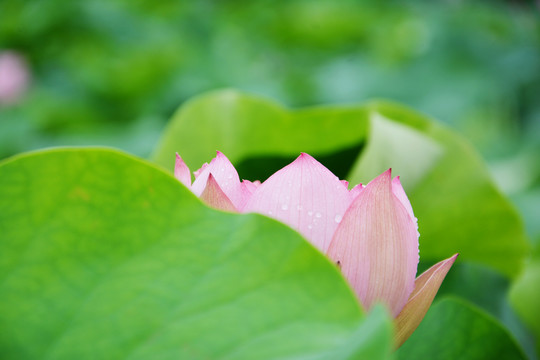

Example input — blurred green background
[0,1,539,237]
[1,2,539,233]
[1,1,539,242]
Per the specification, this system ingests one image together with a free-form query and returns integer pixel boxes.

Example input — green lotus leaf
[0,148,393,360]
[396,297,527,360]
[510,243,540,355]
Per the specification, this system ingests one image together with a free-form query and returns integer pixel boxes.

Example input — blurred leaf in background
[1,0,538,237]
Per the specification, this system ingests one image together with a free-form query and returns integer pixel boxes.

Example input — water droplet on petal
[227,174,233,179]
[334,214,342,223]
[281,204,289,211]
[268,210,273,215]
[296,205,303,211]
[315,212,322,218]
[307,225,313,229]
[308,211,313,216]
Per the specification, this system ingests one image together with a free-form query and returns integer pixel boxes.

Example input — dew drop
[268,210,273,215]
[227,174,233,179]
[296,205,303,211]
[315,212,322,218]
[281,204,289,211]
[308,211,313,216]
[307,225,313,229]
[334,214,343,223]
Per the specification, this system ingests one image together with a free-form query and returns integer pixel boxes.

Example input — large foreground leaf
[0,148,393,359]
[396,298,527,360]
[152,90,528,277]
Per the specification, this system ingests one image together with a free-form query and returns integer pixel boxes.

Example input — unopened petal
[193,162,209,179]
[174,153,192,187]
[200,174,237,212]
[191,151,244,209]
[394,254,458,348]
[350,183,364,200]
[241,179,260,195]
[392,176,414,220]
[238,180,261,210]
[327,169,419,317]
[243,153,352,252]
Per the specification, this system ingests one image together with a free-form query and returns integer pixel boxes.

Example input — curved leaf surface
[152,90,369,170]
[0,148,392,360]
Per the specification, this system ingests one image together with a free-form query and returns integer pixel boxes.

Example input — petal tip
[393,253,458,348]
[380,168,393,179]
[368,168,393,189]
[174,153,191,187]
[200,173,237,212]
[298,152,314,161]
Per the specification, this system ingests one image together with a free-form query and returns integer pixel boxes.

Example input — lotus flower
[174,151,457,347]
[0,51,30,105]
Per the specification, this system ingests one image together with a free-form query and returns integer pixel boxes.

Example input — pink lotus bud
[0,51,30,105]
[174,151,457,346]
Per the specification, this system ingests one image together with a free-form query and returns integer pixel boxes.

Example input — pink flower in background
[0,50,30,105]
[175,151,457,347]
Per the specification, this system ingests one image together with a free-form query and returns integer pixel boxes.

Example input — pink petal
[239,180,261,207]
[191,151,244,209]
[340,180,350,189]
[392,176,414,220]
[327,169,419,317]
[241,179,260,195]
[174,153,192,187]
[350,183,364,200]
[194,163,209,178]
[200,174,237,212]
[394,254,458,348]
[0,51,30,105]
[243,153,352,252]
